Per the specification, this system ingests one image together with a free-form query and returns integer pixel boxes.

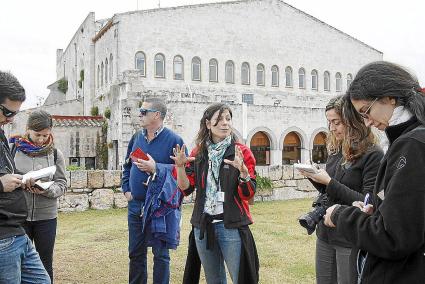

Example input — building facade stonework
[8,0,383,169]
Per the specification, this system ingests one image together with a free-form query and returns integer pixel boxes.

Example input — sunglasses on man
[139,108,159,116]
[0,104,19,118]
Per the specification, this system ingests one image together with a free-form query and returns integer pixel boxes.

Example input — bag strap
[53,148,58,164]
[10,143,17,158]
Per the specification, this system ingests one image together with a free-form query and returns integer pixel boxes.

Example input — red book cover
[130,148,149,161]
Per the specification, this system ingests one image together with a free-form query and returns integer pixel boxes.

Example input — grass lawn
[54,199,316,284]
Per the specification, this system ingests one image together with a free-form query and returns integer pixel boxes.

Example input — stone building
[7,0,382,169]
[5,114,104,170]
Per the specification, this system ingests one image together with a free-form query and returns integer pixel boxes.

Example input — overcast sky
[1,0,424,109]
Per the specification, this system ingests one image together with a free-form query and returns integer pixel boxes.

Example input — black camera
[298,194,329,235]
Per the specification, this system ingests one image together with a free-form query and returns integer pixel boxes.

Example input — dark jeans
[24,218,57,284]
[128,199,170,284]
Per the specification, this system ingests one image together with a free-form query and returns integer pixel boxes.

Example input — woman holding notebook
[298,95,383,284]
[10,110,67,283]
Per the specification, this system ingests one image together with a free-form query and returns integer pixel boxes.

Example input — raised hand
[170,144,195,167]
[224,145,249,177]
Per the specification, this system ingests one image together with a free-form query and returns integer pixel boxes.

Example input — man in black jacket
[0,71,50,284]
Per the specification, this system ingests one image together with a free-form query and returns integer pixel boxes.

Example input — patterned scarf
[204,135,232,214]
[9,134,54,157]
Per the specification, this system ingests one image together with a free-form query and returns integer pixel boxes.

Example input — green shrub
[78,70,85,89]
[256,175,273,190]
[66,165,83,171]
[58,78,68,93]
[104,108,111,119]
[90,106,99,116]
[256,175,273,195]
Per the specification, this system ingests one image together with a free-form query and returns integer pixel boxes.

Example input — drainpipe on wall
[242,102,247,143]
[74,43,78,100]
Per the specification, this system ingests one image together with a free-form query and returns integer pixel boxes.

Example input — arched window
[250,131,271,165]
[347,73,353,88]
[209,59,218,82]
[225,60,235,83]
[285,66,293,87]
[101,62,104,87]
[324,71,330,91]
[154,53,165,78]
[256,64,265,86]
[282,132,301,165]
[311,70,318,90]
[192,57,201,81]
[173,55,184,80]
[336,72,342,92]
[312,132,328,164]
[105,58,108,84]
[271,65,279,87]
[298,68,305,89]
[135,51,146,76]
[97,65,100,89]
[109,54,113,82]
[241,62,250,85]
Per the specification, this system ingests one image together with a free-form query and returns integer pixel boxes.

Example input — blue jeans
[24,218,57,283]
[128,199,170,284]
[194,222,241,284]
[0,234,51,284]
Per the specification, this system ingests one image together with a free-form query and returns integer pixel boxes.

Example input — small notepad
[22,166,57,183]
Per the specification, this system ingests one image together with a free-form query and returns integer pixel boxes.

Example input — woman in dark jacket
[325,61,425,283]
[172,103,259,284]
[299,95,383,284]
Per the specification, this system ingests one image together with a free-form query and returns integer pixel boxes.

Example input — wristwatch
[238,175,251,183]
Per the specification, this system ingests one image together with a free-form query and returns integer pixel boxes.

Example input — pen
[363,193,370,206]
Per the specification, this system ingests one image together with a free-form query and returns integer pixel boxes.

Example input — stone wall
[59,170,124,212]
[254,165,325,202]
[59,166,321,212]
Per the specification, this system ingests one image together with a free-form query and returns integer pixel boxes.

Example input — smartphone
[130,147,149,162]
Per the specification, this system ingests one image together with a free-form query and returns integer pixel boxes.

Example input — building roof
[113,0,381,54]
[52,115,104,127]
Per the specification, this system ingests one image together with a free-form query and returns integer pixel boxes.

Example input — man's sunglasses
[139,108,159,116]
[0,104,19,118]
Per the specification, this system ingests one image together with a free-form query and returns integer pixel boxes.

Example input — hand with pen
[352,193,374,215]
[323,193,374,227]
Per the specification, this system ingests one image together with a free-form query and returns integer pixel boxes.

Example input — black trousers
[24,218,57,284]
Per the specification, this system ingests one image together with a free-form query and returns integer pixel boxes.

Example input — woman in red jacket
[172,103,259,284]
